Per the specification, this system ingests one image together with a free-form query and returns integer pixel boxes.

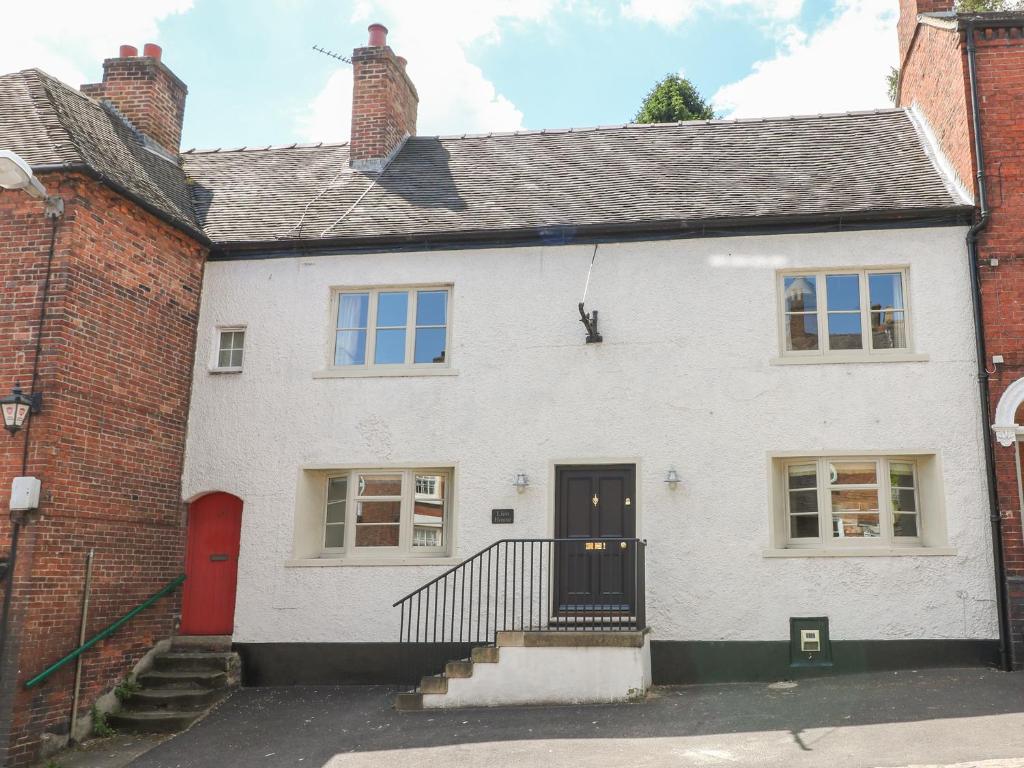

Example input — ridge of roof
[181,108,911,155]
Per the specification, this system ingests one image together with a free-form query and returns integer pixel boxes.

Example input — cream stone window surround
[764,450,954,557]
[314,284,457,379]
[288,463,458,567]
[772,266,928,365]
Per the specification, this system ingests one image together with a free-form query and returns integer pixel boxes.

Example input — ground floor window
[321,469,450,557]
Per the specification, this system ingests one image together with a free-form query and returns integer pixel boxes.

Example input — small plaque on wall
[491,508,514,524]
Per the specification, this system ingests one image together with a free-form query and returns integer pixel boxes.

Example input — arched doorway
[181,492,243,635]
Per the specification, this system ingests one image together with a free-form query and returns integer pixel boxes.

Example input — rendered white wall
[182,227,998,644]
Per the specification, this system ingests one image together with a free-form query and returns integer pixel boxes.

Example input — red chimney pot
[119,45,139,58]
[143,43,162,61]
[367,23,388,47]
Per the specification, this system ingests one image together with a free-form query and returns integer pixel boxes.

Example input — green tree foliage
[887,67,900,105]
[635,74,715,123]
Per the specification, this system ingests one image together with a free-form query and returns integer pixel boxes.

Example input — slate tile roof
[181,109,970,249]
[0,69,201,238]
[1,67,969,249]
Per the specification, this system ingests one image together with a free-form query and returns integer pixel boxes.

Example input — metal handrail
[24,573,185,689]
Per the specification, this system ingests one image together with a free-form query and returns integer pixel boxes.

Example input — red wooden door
[181,493,242,635]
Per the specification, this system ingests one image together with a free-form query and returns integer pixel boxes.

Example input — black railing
[393,538,646,677]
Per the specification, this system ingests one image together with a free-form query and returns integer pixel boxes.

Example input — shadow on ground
[124,668,1024,768]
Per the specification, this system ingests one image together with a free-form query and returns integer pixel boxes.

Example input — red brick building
[897,0,1024,668]
[0,53,207,765]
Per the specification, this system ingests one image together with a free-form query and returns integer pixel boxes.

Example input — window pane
[830,462,877,485]
[833,512,881,538]
[229,349,244,367]
[826,274,860,311]
[357,500,401,524]
[784,276,817,312]
[358,474,402,496]
[868,273,904,313]
[831,488,879,513]
[374,328,407,364]
[871,311,907,350]
[335,330,366,366]
[892,488,917,512]
[789,490,818,514]
[784,314,819,351]
[326,477,347,523]
[893,513,919,538]
[218,349,234,368]
[414,327,447,364]
[355,524,400,547]
[338,293,369,329]
[890,462,915,487]
[413,473,446,548]
[416,290,447,325]
[788,464,818,490]
[790,515,819,538]
[827,313,863,350]
[376,291,409,327]
[324,524,345,548]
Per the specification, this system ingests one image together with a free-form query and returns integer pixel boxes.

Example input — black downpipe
[964,20,1013,672]
[0,212,61,683]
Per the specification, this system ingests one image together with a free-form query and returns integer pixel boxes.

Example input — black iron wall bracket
[578,302,603,344]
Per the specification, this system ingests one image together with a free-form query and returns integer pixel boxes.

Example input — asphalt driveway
[121,668,1024,768]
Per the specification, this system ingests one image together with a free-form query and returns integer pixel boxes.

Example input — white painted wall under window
[182,226,997,644]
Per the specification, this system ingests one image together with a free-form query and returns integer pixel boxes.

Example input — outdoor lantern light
[0,151,48,199]
[513,472,529,490]
[664,468,681,488]
[1,386,35,435]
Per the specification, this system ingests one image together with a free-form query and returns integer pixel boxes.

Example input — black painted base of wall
[234,639,1002,687]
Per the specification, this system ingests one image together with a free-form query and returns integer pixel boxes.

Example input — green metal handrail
[24,573,186,689]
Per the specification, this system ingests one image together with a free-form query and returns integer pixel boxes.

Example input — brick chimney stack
[349,24,418,172]
[81,43,188,157]
[898,0,956,67]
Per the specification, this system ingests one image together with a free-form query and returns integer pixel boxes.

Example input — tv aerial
[312,45,351,64]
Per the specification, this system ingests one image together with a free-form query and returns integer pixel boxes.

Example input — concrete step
[496,630,646,648]
[107,709,207,734]
[121,686,225,712]
[419,676,448,694]
[394,692,424,711]
[153,652,237,673]
[471,646,499,663]
[171,635,232,653]
[445,661,473,678]
[137,669,228,690]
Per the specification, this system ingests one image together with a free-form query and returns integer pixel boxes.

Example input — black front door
[555,465,637,616]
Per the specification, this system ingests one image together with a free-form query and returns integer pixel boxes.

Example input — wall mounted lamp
[1,386,40,435]
[512,472,529,491]
[664,468,681,488]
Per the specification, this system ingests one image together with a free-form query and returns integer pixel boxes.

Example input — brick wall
[350,41,418,170]
[0,173,205,766]
[900,14,1024,668]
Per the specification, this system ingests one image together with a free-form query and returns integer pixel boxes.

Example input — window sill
[762,546,955,558]
[209,367,243,375]
[285,556,461,567]
[770,353,929,366]
[313,367,459,379]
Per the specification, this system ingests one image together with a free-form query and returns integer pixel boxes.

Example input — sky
[2,0,900,150]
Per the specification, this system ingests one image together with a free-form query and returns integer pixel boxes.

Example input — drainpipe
[964,19,1013,672]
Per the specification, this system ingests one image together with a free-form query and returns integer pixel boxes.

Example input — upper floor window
[212,326,245,372]
[333,287,450,370]
[780,269,911,358]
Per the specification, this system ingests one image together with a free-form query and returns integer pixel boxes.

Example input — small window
[213,327,245,371]
[320,469,450,557]
[780,269,910,358]
[333,287,449,369]
[781,457,921,548]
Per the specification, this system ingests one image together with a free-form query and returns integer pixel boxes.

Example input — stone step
[419,675,448,694]
[471,646,499,663]
[107,709,207,734]
[394,692,424,711]
[153,651,237,673]
[121,686,225,712]
[171,635,233,653]
[445,660,473,678]
[137,669,228,690]
[496,630,646,648]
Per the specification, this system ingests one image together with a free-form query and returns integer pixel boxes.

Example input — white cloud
[296,0,567,142]
[0,1,193,87]
[712,0,898,119]
[621,0,803,27]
